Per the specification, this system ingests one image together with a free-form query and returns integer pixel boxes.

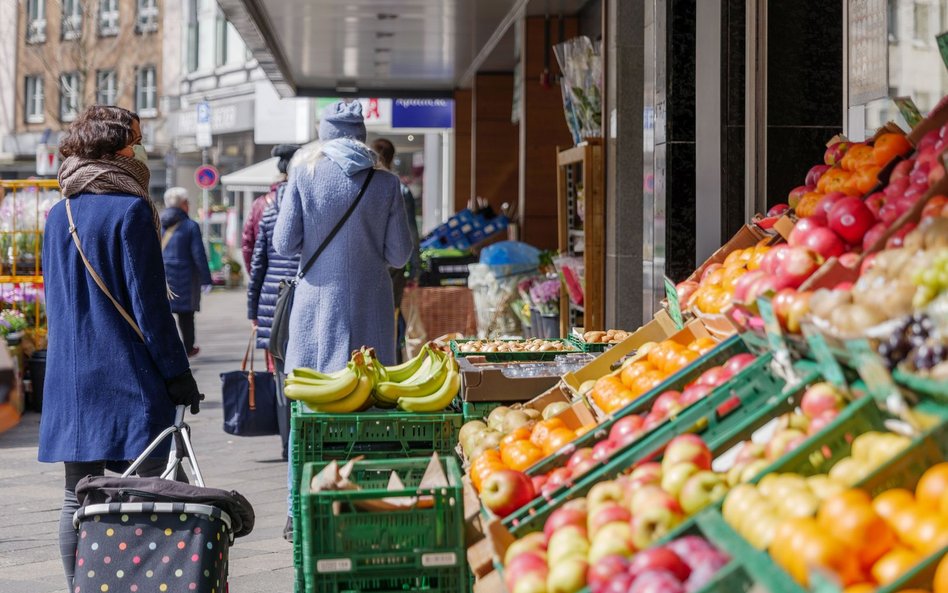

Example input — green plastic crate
[566,334,612,353]
[450,338,583,362]
[893,367,948,403]
[299,457,467,593]
[503,350,789,535]
[291,403,463,463]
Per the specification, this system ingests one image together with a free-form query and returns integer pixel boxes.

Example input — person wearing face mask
[41,105,204,590]
[160,186,213,357]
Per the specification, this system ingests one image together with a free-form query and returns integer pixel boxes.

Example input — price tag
[421,552,458,567]
[893,96,924,128]
[663,276,684,330]
[316,558,353,573]
[805,333,848,389]
[938,31,948,72]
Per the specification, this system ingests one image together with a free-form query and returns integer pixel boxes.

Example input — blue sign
[197,102,211,124]
[392,99,454,129]
[194,165,219,189]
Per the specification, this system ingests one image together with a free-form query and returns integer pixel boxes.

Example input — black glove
[166,369,204,415]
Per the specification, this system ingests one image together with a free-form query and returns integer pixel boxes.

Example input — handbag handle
[242,328,257,410]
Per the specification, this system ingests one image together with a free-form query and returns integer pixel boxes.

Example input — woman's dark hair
[271,144,301,175]
[59,105,140,159]
[372,138,395,169]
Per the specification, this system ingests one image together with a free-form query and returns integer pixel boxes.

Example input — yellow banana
[284,365,358,403]
[376,353,448,399]
[384,346,430,382]
[290,366,350,381]
[397,368,460,412]
[306,370,374,413]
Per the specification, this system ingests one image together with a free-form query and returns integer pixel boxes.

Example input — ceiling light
[407,135,414,141]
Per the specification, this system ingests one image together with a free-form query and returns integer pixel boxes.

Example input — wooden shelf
[556,141,603,337]
[0,276,43,284]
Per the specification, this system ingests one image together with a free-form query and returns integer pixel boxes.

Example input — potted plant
[0,309,29,345]
[529,278,562,339]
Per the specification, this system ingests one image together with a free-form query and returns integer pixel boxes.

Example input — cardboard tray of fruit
[451,338,583,362]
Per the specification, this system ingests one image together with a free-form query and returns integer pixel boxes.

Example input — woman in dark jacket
[160,187,213,357]
[42,105,203,589]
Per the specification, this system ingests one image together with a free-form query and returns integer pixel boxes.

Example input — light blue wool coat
[273,139,413,373]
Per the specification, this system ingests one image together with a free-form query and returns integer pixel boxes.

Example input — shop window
[60,72,82,122]
[25,76,45,124]
[96,70,117,105]
[136,0,158,33]
[99,0,119,36]
[62,0,82,40]
[135,66,157,117]
[914,0,931,42]
[26,0,46,43]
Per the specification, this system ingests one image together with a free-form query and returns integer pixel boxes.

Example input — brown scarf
[58,155,160,239]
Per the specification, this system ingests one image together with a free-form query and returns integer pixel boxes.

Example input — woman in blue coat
[160,187,213,357]
[42,106,203,589]
[274,101,413,374]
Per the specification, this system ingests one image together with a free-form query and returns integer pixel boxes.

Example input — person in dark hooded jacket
[160,187,213,357]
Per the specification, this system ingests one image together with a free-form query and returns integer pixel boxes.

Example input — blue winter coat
[247,183,301,349]
[39,194,191,463]
[273,140,413,373]
[160,207,212,313]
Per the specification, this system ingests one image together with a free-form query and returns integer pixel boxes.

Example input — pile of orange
[770,463,948,590]
[796,133,912,218]
[589,337,717,414]
[469,416,597,491]
[688,244,771,314]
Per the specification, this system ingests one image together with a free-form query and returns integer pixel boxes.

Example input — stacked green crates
[299,456,467,593]
[289,402,466,592]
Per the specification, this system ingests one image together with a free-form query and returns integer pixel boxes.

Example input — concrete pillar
[422,133,443,234]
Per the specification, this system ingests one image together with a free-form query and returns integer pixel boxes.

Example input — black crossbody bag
[268,168,375,362]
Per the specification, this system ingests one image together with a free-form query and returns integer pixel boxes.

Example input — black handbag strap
[294,168,375,284]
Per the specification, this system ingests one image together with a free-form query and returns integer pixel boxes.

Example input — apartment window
[62,0,82,40]
[915,0,931,41]
[25,76,45,123]
[215,14,228,67]
[96,70,117,105]
[135,66,157,117]
[60,72,82,122]
[187,0,199,72]
[99,0,119,36]
[26,0,46,43]
[136,0,158,33]
[889,0,899,41]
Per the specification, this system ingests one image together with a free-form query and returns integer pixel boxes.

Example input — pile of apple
[459,401,574,464]
[587,337,720,414]
[722,382,849,486]
[722,430,912,551]
[674,244,772,315]
[498,435,733,593]
[767,463,948,589]
[524,353,756,503]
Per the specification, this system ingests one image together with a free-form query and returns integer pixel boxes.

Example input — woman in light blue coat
[273,101,412,374]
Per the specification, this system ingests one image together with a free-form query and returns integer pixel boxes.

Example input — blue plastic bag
[479,241,541,267]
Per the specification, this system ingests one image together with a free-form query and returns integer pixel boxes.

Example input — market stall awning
[216,0,590,98]
[220,157,280,193]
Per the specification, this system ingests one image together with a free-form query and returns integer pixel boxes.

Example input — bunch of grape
[912,249,948,309]
[877,313,938,369]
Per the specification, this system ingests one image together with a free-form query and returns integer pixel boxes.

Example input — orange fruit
[873,489,916,522]
[872,132,912,166]
[530,418,565,447]
[797,191,825,218]
[890,506,925,542]
[574,423,596,437]
[916,463,948,512]
[904,512,948,555]
[500,427,532,451]
[871,547,922,586]
[620,361,651,388]
[819,169,854,194]
[819,490,895,568]
[843,584,877,593]
[543,427,577,456]
[821,489,874,517]
[689,337,717,353]
[647,344,667,370]
[501,439,544,472]
[841,144,875,171]
[935,553,948,593]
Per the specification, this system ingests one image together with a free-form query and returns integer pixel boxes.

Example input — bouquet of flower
[0,309,28,340]
[529,278,562,316]
[554,36,602,142]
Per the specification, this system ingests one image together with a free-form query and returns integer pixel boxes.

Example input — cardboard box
[690,308,739,340]
[799,256,861,291]
[561,310,679,394]
[460,357,561,402]
[473,567,506,593]
[684,224,775,285]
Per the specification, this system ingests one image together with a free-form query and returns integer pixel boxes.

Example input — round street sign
[195,165,219,189]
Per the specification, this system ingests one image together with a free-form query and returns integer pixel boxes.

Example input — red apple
[505,551,549,591]
[885,175,910,198]
[767,203,789,217]
[481,470,536,517]
[678,471,729,514]
[812,191,847,225]
[630,503,685,552]
[663,434,713,472]
[889,158,914,182]
[772,288,811,334]
[548,525,590,564]
[807,409,840,435]
[593,439,620,462]
[602,573,636,593]
[588,555,631,593]
[864,192,886,218]
[764,428,807,461]
[699,263,722,284]
[828,197,876,246]
[788,218,823,247]
[588,480,626,513]
[643,411,666,431]
[886,223,916,249]
[544,506,588,542]
[772,246,820,290]
[732,270,765,304]
[724,353,756,376]
[545,467,574,490]
[800,227,847,260]
[567,448,596,471]
[838,252,860,269]
[787,185,812,209]
[588,522,636,565]
[629,548,692,582]
[548,557,589,593]
[824,141,851,166]
[660,462,701,499]
[588,502,632,537]
[571,458,599,478]
[684,550,731,591]
[532,474,549,493]
[651,391,683,418]
[675,281,700,307]
[878,201,901,224]
[629,570,686,593]
[665,535,716,560]
[627,463,664,492]
[680,383,713,406]
[695,366,733,388]
[805,164,831,187]
[609,416,646,445]
[504,532,548,566]
[800,382,845,419]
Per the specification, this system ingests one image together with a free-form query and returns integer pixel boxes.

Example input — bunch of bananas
[284,346,459,413]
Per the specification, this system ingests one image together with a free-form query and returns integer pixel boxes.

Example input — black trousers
[176,312,196,352]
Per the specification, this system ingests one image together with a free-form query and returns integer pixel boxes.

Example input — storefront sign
[894,96,924,128]
[316,98,392,128]
[392,99,453,129]
[848,0,888,106]
[176,100,255,138]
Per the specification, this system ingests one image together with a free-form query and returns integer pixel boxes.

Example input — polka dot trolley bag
[72,406,255,593]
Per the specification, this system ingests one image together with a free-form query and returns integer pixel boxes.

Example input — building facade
[4,0,172,198]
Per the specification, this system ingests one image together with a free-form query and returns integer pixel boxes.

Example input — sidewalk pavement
[0,289,294,593]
